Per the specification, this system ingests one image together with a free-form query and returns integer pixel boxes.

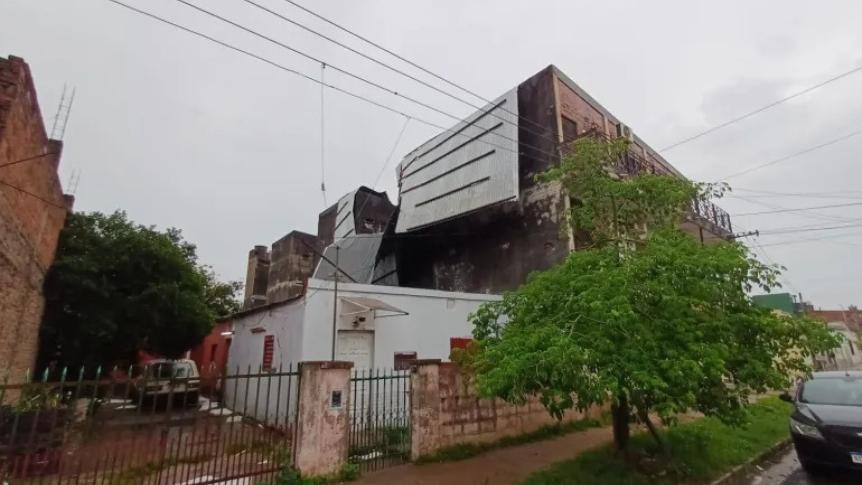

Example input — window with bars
[393,351,417,370]
[262,335,275,371]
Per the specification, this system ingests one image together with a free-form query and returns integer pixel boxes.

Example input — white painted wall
[224,280,500,422]
[301,279,500,369]
[224,300,306,426]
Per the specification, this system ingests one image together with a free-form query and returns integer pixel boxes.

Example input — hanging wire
[320,62,327,207]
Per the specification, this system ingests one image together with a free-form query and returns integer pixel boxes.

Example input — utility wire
[732,201,862,217]
[106,0,553,168]
[758,232,862,249]
[0,179,67,210]
[731,194,862,224]
[373,116,410,189]
[320,62,327,207]
[660,63,862,152]
[757,222,862,236]
[718,128,862,181]
[173,0,558,161]
[242,0,555,146]
[733,187,862,197]
[0,152,60,169]
[277,0,550,136]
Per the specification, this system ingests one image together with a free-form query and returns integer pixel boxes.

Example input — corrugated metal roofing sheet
[395,89,519,232]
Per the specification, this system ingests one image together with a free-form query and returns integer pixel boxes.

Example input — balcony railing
[692,197,733,235]
[562,133,734,237]
[617,151,733,236]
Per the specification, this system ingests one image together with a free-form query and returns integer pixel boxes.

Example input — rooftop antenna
[50,85,76,140]
[66,168,81,195]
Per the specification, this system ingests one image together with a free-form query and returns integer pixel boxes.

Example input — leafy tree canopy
[39,211,242,370]
[469,137,838,450]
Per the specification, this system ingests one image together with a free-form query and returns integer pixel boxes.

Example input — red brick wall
[0,56,69,378]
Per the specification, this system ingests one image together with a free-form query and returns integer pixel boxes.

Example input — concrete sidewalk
[351,425,616,485]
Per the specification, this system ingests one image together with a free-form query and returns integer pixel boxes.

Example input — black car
[783,371,862,473]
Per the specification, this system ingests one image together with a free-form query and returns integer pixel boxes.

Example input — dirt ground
[351,425,616,485]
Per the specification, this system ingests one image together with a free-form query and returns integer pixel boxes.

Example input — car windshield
[801,377,862,406]
[146,362,193,380]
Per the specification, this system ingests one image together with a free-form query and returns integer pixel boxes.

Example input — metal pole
[331,244,339,360]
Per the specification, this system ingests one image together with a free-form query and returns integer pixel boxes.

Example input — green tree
[38,211,241,369]
[469,137,837,451]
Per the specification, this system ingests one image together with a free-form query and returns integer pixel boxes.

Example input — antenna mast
[50,85,76,140]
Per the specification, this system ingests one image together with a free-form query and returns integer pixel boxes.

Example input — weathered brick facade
[0,56,71,378]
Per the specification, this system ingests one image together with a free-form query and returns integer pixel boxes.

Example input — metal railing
[348,369,411,472]
[568,133,734,236]
[0,364,299,484]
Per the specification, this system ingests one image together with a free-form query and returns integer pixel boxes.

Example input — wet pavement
[745,447,862,485]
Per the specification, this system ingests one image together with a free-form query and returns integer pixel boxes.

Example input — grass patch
[416,412,611,464]
[521,397,793,485]
[265,463,360,485]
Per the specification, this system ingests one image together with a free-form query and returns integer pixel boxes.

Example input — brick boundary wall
[410,360,604,460]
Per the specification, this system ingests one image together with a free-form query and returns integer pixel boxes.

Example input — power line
[0,179,67,210]
[718,127,862,181]
[173,0,556,161]
[757,222,862,236]
[0,152,60,169]
[733,187,862,197]
[320,62,327,207]
[660,63,862,152]
[242,0,556,146]
[731,194,862,224]
[106,0,553,168]
[277,0,550,136]
[373,116,410,189]
[732,201,862,217]
[758,232,862,249]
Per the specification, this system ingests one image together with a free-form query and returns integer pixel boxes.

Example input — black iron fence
[348,369,411,472]
[0,364,298,484]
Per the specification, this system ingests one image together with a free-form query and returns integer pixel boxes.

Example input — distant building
[751,293,798,315]
[0,56,72,377]
[809,306,862,334]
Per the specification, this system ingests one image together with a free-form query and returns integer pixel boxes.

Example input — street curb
[708,438,793,485]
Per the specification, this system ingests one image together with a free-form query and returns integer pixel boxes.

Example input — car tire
[799,457,822,475]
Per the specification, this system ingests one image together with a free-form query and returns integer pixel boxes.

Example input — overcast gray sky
[2,0,860,308]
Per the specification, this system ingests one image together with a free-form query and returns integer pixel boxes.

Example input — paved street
[746,447,861,485]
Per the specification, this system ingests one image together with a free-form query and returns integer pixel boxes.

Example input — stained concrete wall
[0,56,69,378]
[293,361,352,476]
[410,361,604,460]
[267,231,320,304]
[243,245,270,309]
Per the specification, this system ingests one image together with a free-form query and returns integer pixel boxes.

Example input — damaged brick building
[241,65,732,300]
[382,65,732,293]
[242,186,396,309]
[0,56,72,377]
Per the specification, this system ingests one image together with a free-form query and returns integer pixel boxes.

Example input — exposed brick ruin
[0,56,71,378]
[242,187,396,309]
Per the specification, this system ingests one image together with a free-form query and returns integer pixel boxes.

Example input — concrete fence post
[292,360,353,477]
[410,359,442,460]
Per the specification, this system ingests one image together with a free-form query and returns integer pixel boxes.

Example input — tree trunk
[611,394,630,451]
[640,410,665,452]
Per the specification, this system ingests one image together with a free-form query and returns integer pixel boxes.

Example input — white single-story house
[222,279,499,424]
[226,278,499,371]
